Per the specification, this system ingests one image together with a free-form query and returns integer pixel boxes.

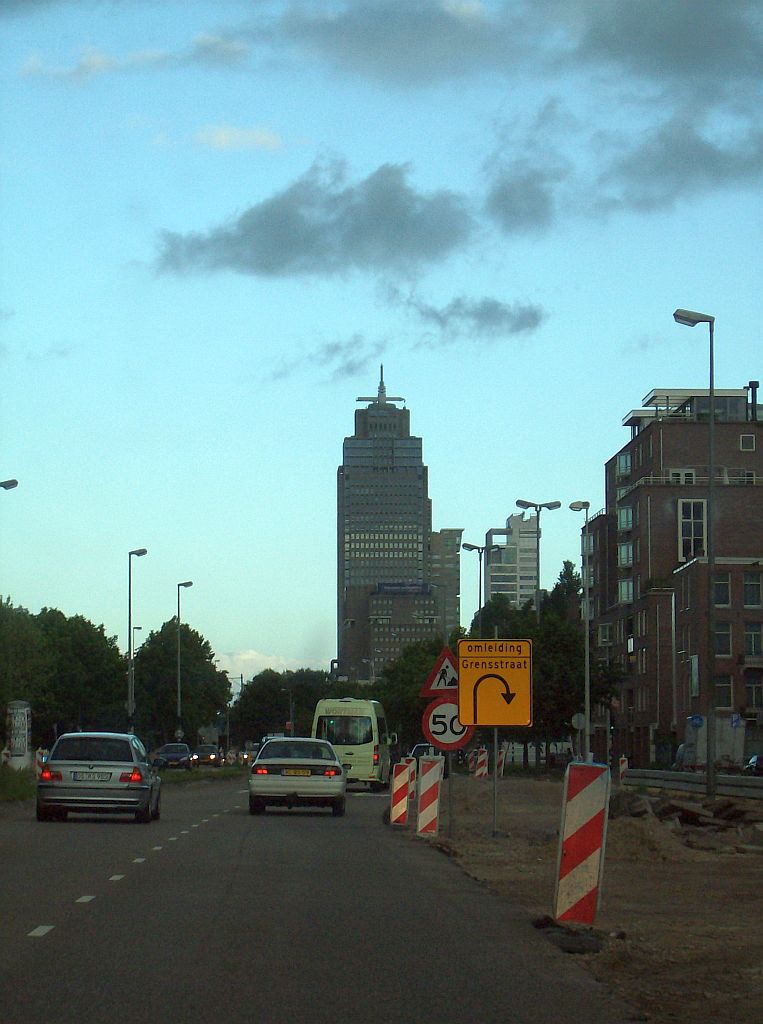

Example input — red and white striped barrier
[496,741,509,777]
[467,749,478,774]
[390,762,411,826]
[35,749,49,777]
[618,755,628,783]
[554,762,610,925]
[416,756,444,836]
[402,756,416,802]
[475,747,489,778]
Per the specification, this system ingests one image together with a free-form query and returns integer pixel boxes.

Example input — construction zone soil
[416,772,763,1024]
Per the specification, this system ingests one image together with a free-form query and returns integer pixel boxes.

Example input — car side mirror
[389,732,398,745]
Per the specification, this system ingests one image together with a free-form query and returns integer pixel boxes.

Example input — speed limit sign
[422,694,474,751]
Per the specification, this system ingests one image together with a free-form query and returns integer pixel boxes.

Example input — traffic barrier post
[402,756,416,803]
[618,755,628,783]
[416,756,444,836]
[553,762,611,925]
[475,747,489,778]
[390,762,411,826]
[496,741,509,777]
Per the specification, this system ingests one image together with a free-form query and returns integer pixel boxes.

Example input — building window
[740,434,756,451]
[745,623,762,656]
[617,506,633,531]
[714,572,731,607]
[678,499,706,561]
[746,671,763,709]
[715,675,733,708]
[616,452,632,478]
[597,623,612,647]
[617,542,633,568]
[744,572,762,607]
[669,469,695,484]
[618,579,633,604]
[715,622,731,657]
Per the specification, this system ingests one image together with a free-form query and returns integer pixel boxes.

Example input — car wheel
[36,801,51,822]
[151,791,161,820]
[135,802,152,824]
[332,797,346,817]
[248,797,265,815]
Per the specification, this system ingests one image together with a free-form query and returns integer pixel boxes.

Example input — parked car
[36,731,161,823]
[193,744,221,767]
[153,742,193,769]
[743,754,763,776]
[248,737,346,816]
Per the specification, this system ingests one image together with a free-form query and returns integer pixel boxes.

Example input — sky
[2,0,762,688]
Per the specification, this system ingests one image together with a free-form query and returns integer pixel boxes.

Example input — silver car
[248,737,346,816]
[36,731,161,823]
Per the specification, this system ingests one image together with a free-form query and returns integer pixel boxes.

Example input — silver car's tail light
[39,767,62,782]
[119,768,143,783]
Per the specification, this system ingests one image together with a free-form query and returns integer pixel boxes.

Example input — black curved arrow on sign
[473,673,515,723]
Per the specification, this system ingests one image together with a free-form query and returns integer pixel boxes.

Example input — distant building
[484,512,539,609]
[586,383,763,767]
[337,368,462,682]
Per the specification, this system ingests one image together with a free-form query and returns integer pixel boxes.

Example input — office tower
[337,368,461,682]
[484,513,539,608]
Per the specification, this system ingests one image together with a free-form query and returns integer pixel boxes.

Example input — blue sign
[689,714,704,728]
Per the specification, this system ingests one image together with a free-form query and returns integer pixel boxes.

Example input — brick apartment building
[587,384,763,767]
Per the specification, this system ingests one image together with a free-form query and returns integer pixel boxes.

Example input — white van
[311,697,396,790]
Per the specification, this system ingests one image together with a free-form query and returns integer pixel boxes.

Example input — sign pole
[492,727,498,836]
[448,751,454,837]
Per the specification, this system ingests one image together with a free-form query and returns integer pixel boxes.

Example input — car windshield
[315,715,372,746]
[260,741,335,761]
[52,737,132,763]
[162,744,188,752]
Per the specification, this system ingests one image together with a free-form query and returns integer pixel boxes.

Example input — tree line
[2,560,619,755]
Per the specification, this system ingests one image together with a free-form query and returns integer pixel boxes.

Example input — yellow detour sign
[457,639,533,727]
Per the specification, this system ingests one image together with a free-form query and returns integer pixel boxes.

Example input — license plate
[283,768,310,777]
[72,771,111,781]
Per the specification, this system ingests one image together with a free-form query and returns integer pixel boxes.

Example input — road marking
[191,824,199,828]
[76,895,95,904]
[201,817,209,822]
[28,926,54,938]
[168,836,178,841]
[152,845,163,850]
[133,857,146,863]
[109,875,125,882]
[180,829,189,835]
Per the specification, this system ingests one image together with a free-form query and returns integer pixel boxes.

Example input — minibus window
[317,715,372,745]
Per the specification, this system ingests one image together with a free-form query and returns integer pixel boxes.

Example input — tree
[229,667,334,744]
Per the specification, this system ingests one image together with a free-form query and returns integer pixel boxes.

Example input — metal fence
[621,769,763,801]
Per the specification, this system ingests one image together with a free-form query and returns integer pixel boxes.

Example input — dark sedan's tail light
[120,768,143,783]
[253,766,269,775]
[39,767,62,782]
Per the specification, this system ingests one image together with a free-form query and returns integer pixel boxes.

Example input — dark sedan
[193,744,222,767]
[153,743,193,769]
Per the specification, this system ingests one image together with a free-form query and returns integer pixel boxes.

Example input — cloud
[599,116,763,212]
[194,124,282,151]
[157,160,474,278]
[270,334,387,382]
[484,165,557,234]
[21,32,250,80]
[398,291,546,343]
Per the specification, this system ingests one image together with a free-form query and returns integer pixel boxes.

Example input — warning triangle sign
[420,646,458,698]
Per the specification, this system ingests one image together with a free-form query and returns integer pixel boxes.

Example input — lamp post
[281,687,295,734]
[127,548,147,731]
[461,542,496,637]
[515,499,561,622]
[1,479,19,490]
[570,501,592,762]
[176,580,193,739]
[674,307,716,797]
[132,625,142,653]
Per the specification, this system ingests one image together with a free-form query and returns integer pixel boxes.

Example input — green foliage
[229,667,334,743]
[0,764,36,802]
[374,634,448,750]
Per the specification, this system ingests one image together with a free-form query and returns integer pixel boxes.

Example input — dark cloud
[158,161,474,278]
[271,0,525,85]
[599,117,763,212]
[484,165,556,234]
[270,334,387,382]
[388,287,546,343]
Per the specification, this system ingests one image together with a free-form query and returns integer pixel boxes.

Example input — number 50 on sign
[422,695,474,751]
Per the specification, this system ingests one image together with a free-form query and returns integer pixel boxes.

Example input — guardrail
[621,769,763,801]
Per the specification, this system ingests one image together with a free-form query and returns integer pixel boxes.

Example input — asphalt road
[0,779,635,1023]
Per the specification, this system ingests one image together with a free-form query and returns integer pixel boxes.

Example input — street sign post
[457,639,533,727]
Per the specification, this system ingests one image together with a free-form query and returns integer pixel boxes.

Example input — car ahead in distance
[743,753,763,776]
[408,742,449,778]
[37,731,161,823]
[153,742,193,769]
[249,737,346,816]
[193,744,221,767]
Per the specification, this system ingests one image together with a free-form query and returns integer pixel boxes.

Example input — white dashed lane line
[76,896,96,904]
[109,875,125,882]
[28,926,54,938]
[133,857,146,863]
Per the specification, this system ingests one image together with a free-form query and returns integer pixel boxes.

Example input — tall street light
[132,625,142,653]
[462,542,497,637]
[127,548,148,731]
[516,499,561,622]
[674,307,716,797]
[176,580,193,740]
[570,501,592,762]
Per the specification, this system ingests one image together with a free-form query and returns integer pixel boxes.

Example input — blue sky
[2,0,762,686]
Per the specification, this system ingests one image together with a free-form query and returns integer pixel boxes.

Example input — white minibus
[311,697,396,790]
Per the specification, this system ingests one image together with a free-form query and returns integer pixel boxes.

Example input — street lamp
[462,543,498,637]
[674,307,716,797]
[127,548,147,731]
[1,479,18,490]
[515,499,561,622]
[176,580,193,739]
[570,501,592,762]
[132,625,142,653]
